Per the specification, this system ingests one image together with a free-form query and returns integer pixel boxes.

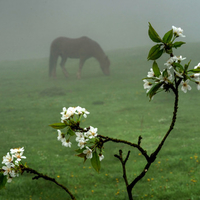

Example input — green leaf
[173,62,184,71]
[184,60,191,71]
[91,151,101,173]
[0,173,7,190]
[162,29,173,43]
[147,82,164,100]
[188,68,200,73]
[49,123,67,129]
[152,61,161,77]
[147,44,164,60]
[66,126,75,136]
[172,41,185,49]
[148,22,162,43]
[162,69,168,77]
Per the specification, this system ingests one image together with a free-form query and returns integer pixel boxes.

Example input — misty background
[0,0,200,61]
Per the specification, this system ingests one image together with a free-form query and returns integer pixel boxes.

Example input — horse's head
[100,56,110,76]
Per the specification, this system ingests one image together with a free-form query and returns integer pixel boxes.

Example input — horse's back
[50,37,101,58]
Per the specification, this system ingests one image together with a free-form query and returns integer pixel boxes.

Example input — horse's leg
[52,66,56,78]
[77,57,86,79]
[60,55,69,78]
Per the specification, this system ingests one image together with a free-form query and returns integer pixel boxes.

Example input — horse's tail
[49,46,58,77]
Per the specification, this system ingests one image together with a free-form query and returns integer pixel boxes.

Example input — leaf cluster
[147,22,185,60]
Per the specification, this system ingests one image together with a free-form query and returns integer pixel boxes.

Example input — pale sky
[0,0,199,61]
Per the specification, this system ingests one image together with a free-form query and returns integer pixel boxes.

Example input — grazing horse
[49,36,110,79]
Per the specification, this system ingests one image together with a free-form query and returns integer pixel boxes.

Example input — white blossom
[12,152,26,165]
[75,132,84,142]
[190,73,200,81]
[74,106,90,118]
[60,107,76,122]
[57,130,63,141]
[7,177,13,183]
[158,70,172,84]
[164,57,176,69]
[194,63,200,69]
[2,152,14,167]
[196,81,200,90]
[9,170,18,178]
[99,154,104,161]
[176,55,186,62]
[172,26,185,37]
[10,147,24,154]
[86,126,98,139]
[83,146,93,159]
[62,140,72,148]
[147,68,155,78]
[143,79,152,90]
[181,80,191,93]
[77,139,87,149]
[2,165,12,176]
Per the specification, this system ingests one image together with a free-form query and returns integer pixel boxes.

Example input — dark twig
[20,165,76,200]
[127,80,180,197]
[114,150,131,199]
[137,135,142,146]
[98,135,150,162]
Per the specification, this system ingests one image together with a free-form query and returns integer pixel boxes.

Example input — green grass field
[0,43,200,200]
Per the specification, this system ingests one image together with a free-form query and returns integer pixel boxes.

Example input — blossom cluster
[144,59,200,94]
[75,126,104,161]
[61,106,90,123]
[1,147,26,183]
[57,126,104,161]
[57,107,104,162]
[144,26,200,95]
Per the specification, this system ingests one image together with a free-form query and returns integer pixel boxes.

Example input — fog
[1,0,200,61]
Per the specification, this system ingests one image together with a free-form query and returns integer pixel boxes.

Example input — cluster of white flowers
[57,125,104,161]
[1,147,26,183]
[144,26,200,95]
[76,126,104,160]
[164,55,186,69]
[144,60,200,94]
[60,106,90,123]
[164,58,200,93]
[143,68,173,93]
[57,106,104,162]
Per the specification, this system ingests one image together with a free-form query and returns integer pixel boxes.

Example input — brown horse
[49,36,110,79]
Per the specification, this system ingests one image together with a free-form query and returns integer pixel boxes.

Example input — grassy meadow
[0,43,200,200]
